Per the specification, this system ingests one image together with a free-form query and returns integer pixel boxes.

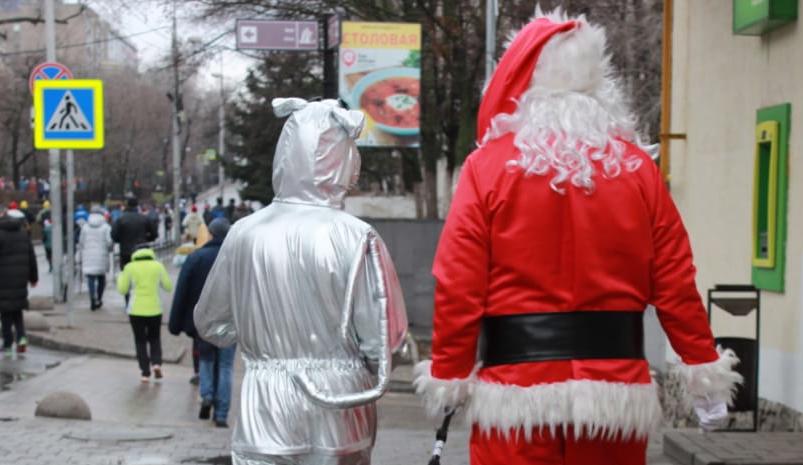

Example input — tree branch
[15,149,35,168]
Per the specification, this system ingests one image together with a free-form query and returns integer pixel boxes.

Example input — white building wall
[671,0,803,411]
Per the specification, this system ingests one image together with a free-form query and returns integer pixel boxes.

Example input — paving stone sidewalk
[664,430,803,465]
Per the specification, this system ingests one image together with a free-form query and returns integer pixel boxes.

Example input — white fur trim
[469,379,663,441]
[675,347,743,405]
[412,360,476,417]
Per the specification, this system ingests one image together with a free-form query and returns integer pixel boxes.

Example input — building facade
[669,0,802,413]
[0,0,137,73]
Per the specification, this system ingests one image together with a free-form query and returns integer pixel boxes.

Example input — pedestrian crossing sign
[33,79,104,150]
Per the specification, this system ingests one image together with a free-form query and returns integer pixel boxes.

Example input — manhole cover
[65,427,173,442]
[182,456,231,465]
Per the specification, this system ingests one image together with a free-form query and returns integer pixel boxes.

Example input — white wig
[484,6,654,194]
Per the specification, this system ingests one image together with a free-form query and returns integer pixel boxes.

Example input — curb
[27,331,186,364]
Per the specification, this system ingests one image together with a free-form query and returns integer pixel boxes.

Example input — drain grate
[181,456,232,465]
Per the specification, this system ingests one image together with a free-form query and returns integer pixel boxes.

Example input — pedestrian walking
[110,204,122,224]
[181,205,204,242]
[112,198,157,304]
[202,203,213,225]
[117,245,173,383]
[79,206,112,310]
[194,98,408,464]
[19,200,35,225]
[169,218,235,427]
[74,204,89,227]
[225,198,235,222]
[209,198,226,223]
[413,9,742,465]
[230,202,252,223]
[164,205,173,241]
[0,205,38,356]
[112,198,158,269]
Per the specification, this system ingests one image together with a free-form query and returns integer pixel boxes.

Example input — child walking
[117,246,173,382]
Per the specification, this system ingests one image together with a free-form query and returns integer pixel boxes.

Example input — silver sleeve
[293,230,408,409]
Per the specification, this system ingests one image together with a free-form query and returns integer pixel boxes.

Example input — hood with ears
[271,98,365,209]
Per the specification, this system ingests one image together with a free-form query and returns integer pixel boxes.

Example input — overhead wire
[0,25,171,57]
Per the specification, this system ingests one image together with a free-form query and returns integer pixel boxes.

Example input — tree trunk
[10,111,21,188]
[419,18,441,218]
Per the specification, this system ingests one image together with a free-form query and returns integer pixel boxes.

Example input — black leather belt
[481,311,645,366]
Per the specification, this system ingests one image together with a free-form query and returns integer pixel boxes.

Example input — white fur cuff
[676,347,743,405]
[413,360,476,417]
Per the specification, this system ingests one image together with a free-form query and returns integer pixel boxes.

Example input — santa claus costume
[414,8,742,465]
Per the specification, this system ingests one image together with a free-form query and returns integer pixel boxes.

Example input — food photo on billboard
[338,21,421,148]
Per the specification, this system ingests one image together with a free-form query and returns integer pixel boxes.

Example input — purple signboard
[236,19,320,51]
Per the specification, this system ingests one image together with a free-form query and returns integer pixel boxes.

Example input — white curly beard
[483,5,657,194]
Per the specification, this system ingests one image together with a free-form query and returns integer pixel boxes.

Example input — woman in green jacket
[117,247,173,382]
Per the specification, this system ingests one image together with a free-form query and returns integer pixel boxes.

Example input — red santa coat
[415,14,740,442]
[420,133,726,438]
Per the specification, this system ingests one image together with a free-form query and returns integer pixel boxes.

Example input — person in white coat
[79,206,113,310]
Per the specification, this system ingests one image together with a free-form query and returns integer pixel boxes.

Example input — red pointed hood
[477,18,577,142]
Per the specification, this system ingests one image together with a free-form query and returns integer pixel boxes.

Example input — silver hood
[272,98,364,208]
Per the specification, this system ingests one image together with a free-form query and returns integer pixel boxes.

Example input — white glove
[693,398,728,431]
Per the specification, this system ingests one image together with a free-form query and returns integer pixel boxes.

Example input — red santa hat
[477,17,577,142]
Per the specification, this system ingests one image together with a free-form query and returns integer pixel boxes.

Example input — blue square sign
[34,79,104,150]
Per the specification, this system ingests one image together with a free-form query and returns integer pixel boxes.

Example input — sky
[68,0,257,93]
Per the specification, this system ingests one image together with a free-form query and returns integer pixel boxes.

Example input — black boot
[199,400,212,420]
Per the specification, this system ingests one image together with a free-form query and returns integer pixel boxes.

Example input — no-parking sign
[29,61,73,94]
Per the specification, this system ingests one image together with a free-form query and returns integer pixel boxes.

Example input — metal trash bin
[707,284,760,432]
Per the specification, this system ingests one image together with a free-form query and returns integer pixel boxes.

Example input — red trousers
[470,425,647,465]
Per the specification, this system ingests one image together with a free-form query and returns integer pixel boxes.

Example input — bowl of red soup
[350,67,420,136]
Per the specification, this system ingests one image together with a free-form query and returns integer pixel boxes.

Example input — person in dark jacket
[112,197,157,305]
[0,207,38,356]
[112,197,158,270]
[168,218,235,427]
[209,197,227,223]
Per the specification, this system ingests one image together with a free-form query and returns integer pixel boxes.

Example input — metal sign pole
[65,149,75,326]
[44,0,63,303]
[485,0,497,82]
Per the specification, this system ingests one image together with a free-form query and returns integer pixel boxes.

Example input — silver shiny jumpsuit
[194,98,409,465]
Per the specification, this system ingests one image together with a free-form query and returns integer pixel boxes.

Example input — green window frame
[751,104,791,292]
[752,120,779,269]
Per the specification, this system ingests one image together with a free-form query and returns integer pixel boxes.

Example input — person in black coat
[111,197,158,270]
[168,218,235,427]
[0,208,38,355]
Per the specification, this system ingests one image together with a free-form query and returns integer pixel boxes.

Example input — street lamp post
[43,0,64,304]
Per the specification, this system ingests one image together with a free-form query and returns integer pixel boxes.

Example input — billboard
[338,21,421,147]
